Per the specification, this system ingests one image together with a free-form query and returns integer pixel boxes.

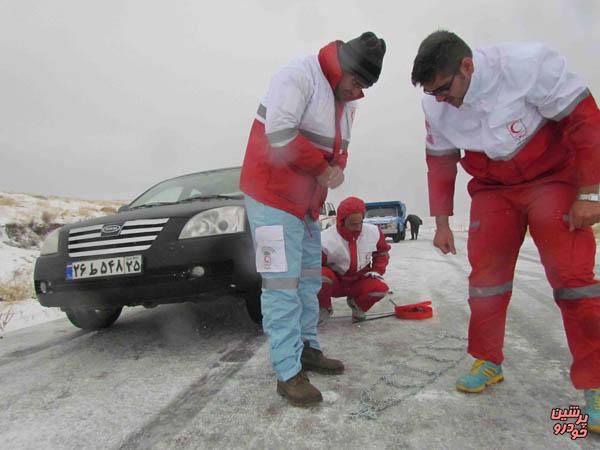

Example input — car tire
[244,290,262,325]
[65,307,123,330]
[392,232,401,243]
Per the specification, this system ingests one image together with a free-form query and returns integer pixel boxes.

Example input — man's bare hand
[316,165,344,188]
[569,200,600,231]
[316,166,333,187]
[433,216,457,254]
[327,165,344,189]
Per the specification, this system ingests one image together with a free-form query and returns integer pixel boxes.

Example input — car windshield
[365,207,397,218]
[129,167,243,209]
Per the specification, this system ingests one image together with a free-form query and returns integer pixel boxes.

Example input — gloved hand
[364,271,384,281]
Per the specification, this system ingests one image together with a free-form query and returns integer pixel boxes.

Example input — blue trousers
[245,196,322,381]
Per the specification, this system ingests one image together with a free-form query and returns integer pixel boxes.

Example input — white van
[319,202,336,230]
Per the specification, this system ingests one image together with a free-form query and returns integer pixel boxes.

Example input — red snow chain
[394,301,433,320]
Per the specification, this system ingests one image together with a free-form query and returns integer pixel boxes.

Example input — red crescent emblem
[507,119,527,140]
[509,121,522,134]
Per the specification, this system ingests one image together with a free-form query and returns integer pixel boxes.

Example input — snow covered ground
[1,193,599,448]
[1,224,599,449]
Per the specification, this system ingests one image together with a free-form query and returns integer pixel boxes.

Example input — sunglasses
[424,73,457,96]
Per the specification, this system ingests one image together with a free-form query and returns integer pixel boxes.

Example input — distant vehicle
[363,201,407,243]
[34,167,262,330]
[319,201,337,230]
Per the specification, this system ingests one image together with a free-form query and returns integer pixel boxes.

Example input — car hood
[62,198,245,230]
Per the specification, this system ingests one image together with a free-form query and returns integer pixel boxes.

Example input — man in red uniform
[318,196,391,323]
[411,30,600,431]
[240,33,386,407]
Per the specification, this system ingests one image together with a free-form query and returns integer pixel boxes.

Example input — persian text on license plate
[66,255,142,280]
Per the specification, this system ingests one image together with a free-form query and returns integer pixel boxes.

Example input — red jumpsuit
[424,43,600,389]
[318,197,391,312]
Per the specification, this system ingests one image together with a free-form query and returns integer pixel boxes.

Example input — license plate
[66,255,143,280]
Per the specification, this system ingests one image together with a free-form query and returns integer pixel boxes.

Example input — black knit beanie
[338,32,386,88]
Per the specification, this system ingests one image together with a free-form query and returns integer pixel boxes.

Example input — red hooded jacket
[240,42,362,220]
[322,196,390,282]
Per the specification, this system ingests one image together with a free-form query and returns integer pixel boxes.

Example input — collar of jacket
[461,50,496,111]
[318,41,365,102]
[338,227,361,242]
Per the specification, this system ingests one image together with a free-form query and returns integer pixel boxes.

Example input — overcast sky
[1,0,598,217]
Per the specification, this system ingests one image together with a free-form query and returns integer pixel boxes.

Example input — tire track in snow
[117,335,264,450]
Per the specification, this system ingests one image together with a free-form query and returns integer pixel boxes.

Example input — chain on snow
[349,333,468,420]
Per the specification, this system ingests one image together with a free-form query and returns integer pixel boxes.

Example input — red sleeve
[274,134,329,177]
[371,228,391,275]
[555,94,600,187]
[426,151,460,216]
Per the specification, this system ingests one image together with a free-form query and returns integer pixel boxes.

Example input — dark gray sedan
[34,167,261,330]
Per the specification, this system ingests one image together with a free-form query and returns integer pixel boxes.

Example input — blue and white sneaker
[584,388,600,433]
[456,359,504,393]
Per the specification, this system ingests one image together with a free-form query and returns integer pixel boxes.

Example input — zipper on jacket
[333,101,344,163]
[348,236,358,274]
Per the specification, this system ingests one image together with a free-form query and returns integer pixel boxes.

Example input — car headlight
[179,206,245,239]
[40,228,61,255]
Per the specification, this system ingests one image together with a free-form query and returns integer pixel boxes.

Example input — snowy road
[1,228,599,449]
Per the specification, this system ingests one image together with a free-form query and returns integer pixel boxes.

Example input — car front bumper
[34,231,260,309]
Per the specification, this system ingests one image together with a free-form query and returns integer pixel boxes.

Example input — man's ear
[461,56,474,76]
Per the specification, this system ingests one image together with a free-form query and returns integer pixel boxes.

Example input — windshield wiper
[129,201,176,210]
[179,194,244,203]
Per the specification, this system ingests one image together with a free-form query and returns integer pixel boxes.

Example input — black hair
[411,30,472,86]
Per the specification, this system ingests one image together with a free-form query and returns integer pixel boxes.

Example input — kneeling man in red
[318,196,391,323]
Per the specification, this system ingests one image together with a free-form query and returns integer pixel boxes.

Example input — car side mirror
[118,205,130,213]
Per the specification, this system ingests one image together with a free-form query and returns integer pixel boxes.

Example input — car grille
[67,218,169,257]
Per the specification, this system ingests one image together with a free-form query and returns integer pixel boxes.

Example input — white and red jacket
[240,41,361,221]
[321,197,390,282]
[423,42,600,216]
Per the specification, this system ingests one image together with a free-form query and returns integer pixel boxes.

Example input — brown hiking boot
[301,342,345,375]
[276,371,323,407]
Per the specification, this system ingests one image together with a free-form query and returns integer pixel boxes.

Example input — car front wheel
[65,307,123,330]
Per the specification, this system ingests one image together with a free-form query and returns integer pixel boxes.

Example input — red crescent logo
[509,121,522,134]
[507,119,527,140]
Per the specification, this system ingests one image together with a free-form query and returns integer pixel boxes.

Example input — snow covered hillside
[0,192,125,331]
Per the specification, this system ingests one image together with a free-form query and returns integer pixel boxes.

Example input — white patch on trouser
[254,225,288,272]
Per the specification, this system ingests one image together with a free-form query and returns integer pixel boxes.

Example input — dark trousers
[410,226,419,239]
